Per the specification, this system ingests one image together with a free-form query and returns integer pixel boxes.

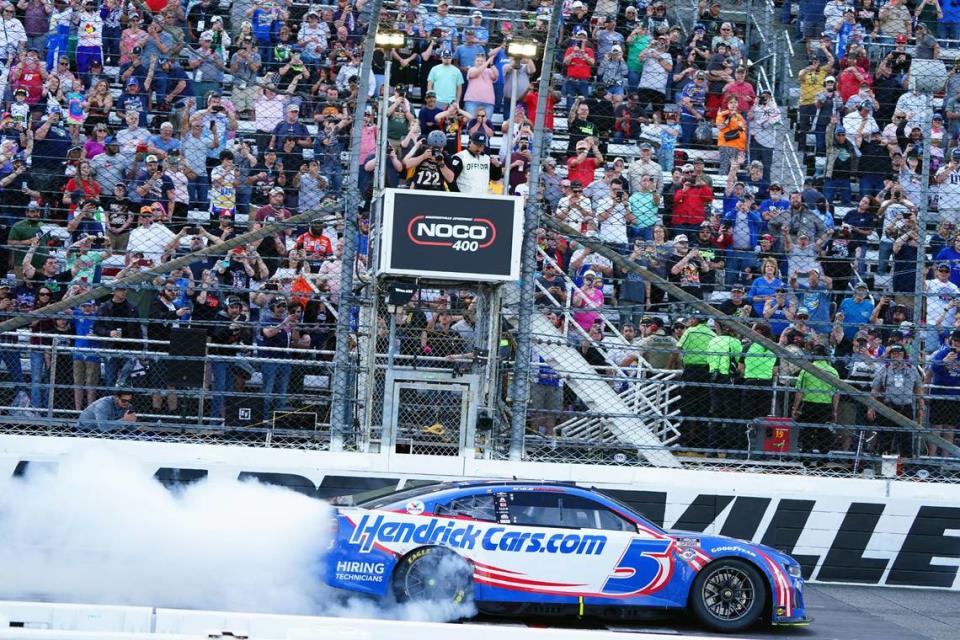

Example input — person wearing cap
[427,47,465,108]
[672,163,714,237]
[561,26,595,107]
[208,294,252,420]
[678,69,708,144]
[0,152,39,219]
[797,56,831,142]
[571,271,604,333]
[836,282,875,341]
[627,142,664,194]
[595,14,625,59]
[866,344,923,458]
[185,31,225,108]
[720,194,762,286]
[417,91,444,137]
[448,131,502,195]
[634,34,672,112]
[596,43,628,96]
[403,130,455,192]
[823,118,856,206]
[226,37,261,117]
[790,344,840,456]
[624,317,676,370]
[72,0,103,74]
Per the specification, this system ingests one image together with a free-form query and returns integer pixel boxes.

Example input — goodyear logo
[348,514,606,556]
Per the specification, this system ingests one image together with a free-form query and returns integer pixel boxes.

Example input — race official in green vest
[791,344,840,456]
[739,322,778,424]
[670,315,716,451]
[707,322,743,451]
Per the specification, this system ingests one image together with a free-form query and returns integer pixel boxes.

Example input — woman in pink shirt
[463,51,499,118]
[572,271,605,332]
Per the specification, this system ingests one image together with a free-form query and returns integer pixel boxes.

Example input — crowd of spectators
[0,0,956,464]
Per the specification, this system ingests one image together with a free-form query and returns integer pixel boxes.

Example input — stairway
[502,285,681,468]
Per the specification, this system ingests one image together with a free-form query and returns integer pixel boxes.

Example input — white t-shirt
[76,11,103,47]
[926,278,960,324]
[638,50,671,94]
[127,223,175,263]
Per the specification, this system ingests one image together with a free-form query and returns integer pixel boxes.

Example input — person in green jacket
[670,315,715,451]
[791,344,840,456]
[707,322,742,451]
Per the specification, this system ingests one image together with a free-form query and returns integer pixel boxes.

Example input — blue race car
[325,481,809,632]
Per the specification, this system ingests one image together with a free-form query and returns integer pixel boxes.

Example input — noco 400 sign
[380,189,524,281]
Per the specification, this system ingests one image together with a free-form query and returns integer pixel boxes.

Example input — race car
[324,481,809,632]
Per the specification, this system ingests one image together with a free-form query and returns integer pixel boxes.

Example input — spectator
[127,205,175,266]
[627,143,664,194]
[93,285,142,387]
[717,95,748,174]
[146,278,191,414]
[625,22,650,92]
[258,297,305,417]
[671,169,714,237]
[838,283,875,341]
[748,258,784,316]
[463,51,499,118]
[926,329,960,456]
[562,27,595,105]
[572,271,604,333]
[749,91,780,182]
[77,386,137,432]
[891,209,921,298]
[679,71,708,144]
[448,132,501,194]
[722,195,763,285]
[115,108,152,157]
[426,49,464,108]
[667,234,711,300]
[867,345,923,458]
[207,295,251,420]
[567,138,602,187]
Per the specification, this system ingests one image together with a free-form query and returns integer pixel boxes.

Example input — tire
[689,558,767,633]
[392,546,474,606]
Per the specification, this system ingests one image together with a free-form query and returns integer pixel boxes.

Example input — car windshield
[356,482,449,509]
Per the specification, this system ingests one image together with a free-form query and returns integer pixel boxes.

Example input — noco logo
[407,215,496,252]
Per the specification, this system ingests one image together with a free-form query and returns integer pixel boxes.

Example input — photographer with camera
[77,384,138,433]
[208,296,252,420]
[65,198,106,244]
[404,130,455,191]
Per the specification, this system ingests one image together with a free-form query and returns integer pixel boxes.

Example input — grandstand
[0,0,957,481]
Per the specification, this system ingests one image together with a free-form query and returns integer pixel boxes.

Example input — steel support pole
[507,11,563,461]
[912,93,933,378]
[329,0,385,451]
[377,59,393,192]
[504,60,519,190]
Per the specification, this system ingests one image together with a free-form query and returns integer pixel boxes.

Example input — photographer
[890,207,921,298]
[77,386,138,432]
[403,130,455,191]
[208,296,252,420]
[65,199,106,243]
[935,149,960,223]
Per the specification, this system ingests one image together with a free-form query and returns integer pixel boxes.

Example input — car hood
[666,529,796,566]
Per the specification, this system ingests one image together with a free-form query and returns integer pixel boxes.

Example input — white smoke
[0,449,474,622]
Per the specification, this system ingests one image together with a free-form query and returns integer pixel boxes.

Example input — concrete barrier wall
[2,435,959,590]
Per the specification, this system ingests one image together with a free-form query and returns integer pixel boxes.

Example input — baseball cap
[131,46,142,55]
[139,205,154,215]
[472,9,483,16]
[895,34,908,44]
[796,307,810,317]
[269,186,285,196]
[126,76,139,87]
[440,48,453,58]
[834,126,846,135]
[855,282,869,290]
[210,15,223,23]
[824,75,836,83]
[952,148,960,161]
[761,233,774,242]
[200,31,214,41]
[934,113,944,121]
[470,132,488,145]
[639,142,652,150]
[104,136,117,145]
[26,201,39,210]
[13,87,27,96]
[425,90,437,98]
[887,344,906,354]
[287,103,300,111]
[675,234,689,243]
[158,56,169,65]
[145,154,158,162]
[226,296,243,307]
[731,284,745,292]
[582,270,597,279]
[951,328,960,341]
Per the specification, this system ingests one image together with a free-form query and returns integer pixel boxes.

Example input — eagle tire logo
[407,215,496,252]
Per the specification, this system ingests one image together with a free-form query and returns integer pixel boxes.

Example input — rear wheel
[690,558,766,632]
[392,546,473,606]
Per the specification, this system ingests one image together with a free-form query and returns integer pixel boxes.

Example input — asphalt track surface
[467,584,958,640]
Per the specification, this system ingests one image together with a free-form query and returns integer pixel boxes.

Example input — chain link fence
[1,0,959,481]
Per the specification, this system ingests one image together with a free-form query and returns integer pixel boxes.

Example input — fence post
[330,0,387,452]
[46,340,57,419]
[507,9,563,461]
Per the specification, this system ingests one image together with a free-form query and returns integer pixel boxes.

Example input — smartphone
[138,258,152,267]
[188,227,200,235]
[218,259,230,269]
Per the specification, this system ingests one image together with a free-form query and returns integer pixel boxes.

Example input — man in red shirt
[295,221,333,271]
[562,27,595,107]
[672,169,714,237]
[522,87,558,151]
[253,187,291,273]
[566,137,603,187]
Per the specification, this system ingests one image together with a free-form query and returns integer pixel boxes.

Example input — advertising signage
[379,189,524,282]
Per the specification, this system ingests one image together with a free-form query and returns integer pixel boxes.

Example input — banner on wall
[3,440,959,591]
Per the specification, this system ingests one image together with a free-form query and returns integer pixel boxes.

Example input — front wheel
[392,546,474,606]
[690,558,767,633]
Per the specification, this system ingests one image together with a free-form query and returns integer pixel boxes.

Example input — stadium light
[504,40,538,190]
[374,31,405,50]
[374,30,405,195]
[506,41,537,60]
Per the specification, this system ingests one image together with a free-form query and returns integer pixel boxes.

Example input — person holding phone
[77,385,138,432]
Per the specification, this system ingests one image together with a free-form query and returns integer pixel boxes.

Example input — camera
[893,191,902,199]
[210,105,224,113]
[759,95,769,106]
[432,148,444,160]
[92,234,106,249]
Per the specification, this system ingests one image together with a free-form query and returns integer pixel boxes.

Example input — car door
[465,490,645,603]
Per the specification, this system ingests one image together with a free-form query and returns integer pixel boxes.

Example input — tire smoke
[0,449,473,622]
